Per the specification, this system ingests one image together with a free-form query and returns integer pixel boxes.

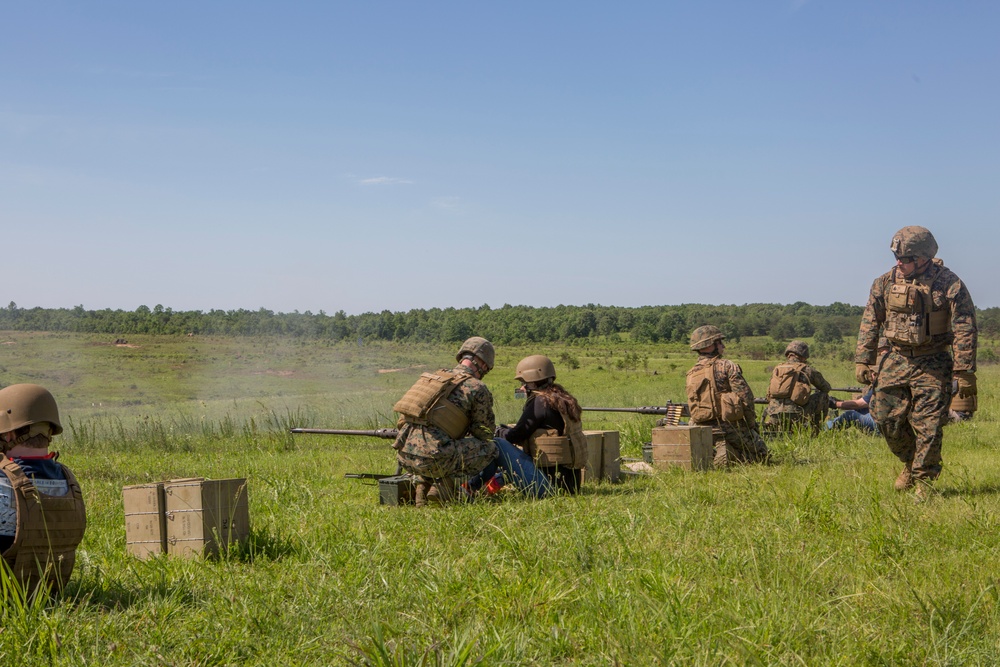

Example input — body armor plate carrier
[394,370,472,439]
[1,457,87,593]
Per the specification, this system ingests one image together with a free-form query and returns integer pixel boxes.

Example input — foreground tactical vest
[767,361,811,406]
[0,457,87,593]
[884,264,951,351]
[686,358,744,423]
[525,404,588,469]
[393,370,472,439]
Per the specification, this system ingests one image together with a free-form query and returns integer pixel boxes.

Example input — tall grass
[2,334,999,664]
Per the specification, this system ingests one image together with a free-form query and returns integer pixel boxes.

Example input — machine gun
[753,387,865,405]
[582,403,689,427]
[289,427,399,438]
[290,427,413,504]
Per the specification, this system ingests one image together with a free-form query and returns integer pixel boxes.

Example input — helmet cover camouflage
[690,325,724,351]
[784,340,809,359]
[514,355,556,384]
[456,336,495,371]
[0,384,63,436]
[890,226,938,260]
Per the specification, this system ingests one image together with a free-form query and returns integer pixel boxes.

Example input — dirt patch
[1,341,15,345]
[116,344,141,348]
[251,370,296,377]
[378,365,426,374]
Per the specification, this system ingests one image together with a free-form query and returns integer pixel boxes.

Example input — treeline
[3,301,999,345]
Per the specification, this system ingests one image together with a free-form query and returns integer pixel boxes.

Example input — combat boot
[894,464,914,491]
[414,480,433,508]
[425,478,456,506]
[914,479,934,503]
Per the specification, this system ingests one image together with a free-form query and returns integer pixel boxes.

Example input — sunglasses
[894,255,916,264]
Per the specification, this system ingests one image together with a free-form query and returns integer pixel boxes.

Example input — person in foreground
[392,337,549,506]
[855,226,977,499]
[477,355,588,494]
[0,384,87,593]
[685,325,769,467]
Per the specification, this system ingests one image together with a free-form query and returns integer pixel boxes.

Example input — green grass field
[2,331,999,665]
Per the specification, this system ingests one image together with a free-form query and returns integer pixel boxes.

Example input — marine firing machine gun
[289,427,413,504]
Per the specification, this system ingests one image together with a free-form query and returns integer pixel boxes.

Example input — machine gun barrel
[290,428,399,439]
[582,404,690,417]
[830,387,864,393]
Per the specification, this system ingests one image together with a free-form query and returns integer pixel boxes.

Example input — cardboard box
[164,478,250,558]
[123,482,167,559]
[650,426,714,471]
[582,430,621,483]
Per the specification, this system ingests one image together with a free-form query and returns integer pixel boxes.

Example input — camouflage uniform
[856,259,977,482]
[762,361,832,435]
[393,365,498,480]
[689,354,770,467]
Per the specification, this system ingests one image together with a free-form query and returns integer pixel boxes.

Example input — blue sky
[3,1,998,313]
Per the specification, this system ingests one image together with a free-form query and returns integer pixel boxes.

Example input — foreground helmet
[456,336,495,371]
[515,355,556,384]
[690,325,724,351]
[0,384,63,436]
[890,226,938,260]
[784,340,809,359]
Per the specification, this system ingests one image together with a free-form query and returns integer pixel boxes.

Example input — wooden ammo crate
[164,478,250,558]
[582,430,621,483]
[650,425,714,471]
[123,482,167,559]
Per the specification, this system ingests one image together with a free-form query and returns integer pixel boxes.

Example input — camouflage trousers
[762,393,828,436]
[396,427,497,482]
[696,419,770,468]
[870,350,952,481]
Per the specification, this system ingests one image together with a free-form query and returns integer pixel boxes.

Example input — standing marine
[855,226,977,496]
[685,325,769,467]
[0,384,87,593]
[762,340,832,436]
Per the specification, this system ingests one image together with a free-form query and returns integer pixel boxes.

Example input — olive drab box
[378,475,416,506]
[768,362,811,406]
[582,430,621,483]
[393,371,471,439]
[123,482,168,560]
[650,426,713,471]
[164,478,250,558]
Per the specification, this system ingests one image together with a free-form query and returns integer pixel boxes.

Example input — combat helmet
[890,226,938,260]
[784,340,809,359]
[456,336,495,372]
[0,384,63,436]
[690,325,724,351]
[515,355,556,385]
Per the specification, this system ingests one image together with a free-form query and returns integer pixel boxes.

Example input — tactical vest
[525,406,588,469]
[884,265,951,350]
[393,370,472,439]
[686,359,744,423]
[0,457,87,593]
[767,361,811,406]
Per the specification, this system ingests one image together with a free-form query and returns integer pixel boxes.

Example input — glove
[828,396,839,410]
[855,363,873,385]
[954,371,977,398]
